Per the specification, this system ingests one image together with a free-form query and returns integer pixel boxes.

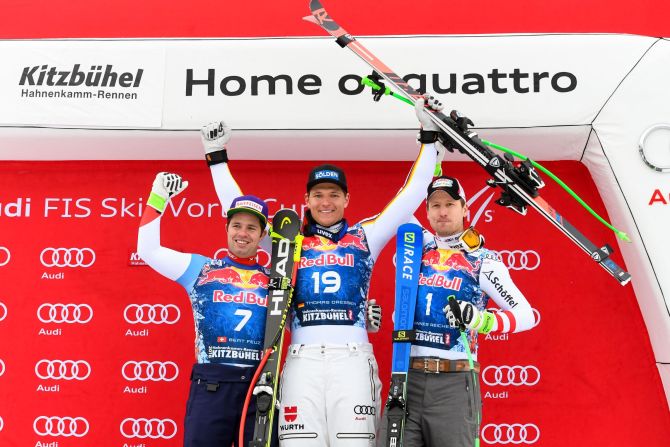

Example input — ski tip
[302,15,318,24]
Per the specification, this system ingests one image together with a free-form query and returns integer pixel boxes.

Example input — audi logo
[0,302,6,321]
[481,423,540,444]
[37,303,93,324]
[122,361,179,382]
[532,308,541,327]
[33,416,90,437]
[0,247,9,266]
[353,405,376,416]
[35,360,91,381]
[482,365,540,386]
[497,250,541,271]
[0,359,5,377]
[0,416,3,432]
[123,304,180,325]
[214,247,271,267]
[40,247,95,268]
[120,418,178,439]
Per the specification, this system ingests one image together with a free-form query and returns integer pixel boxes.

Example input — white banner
[0,41,165,127]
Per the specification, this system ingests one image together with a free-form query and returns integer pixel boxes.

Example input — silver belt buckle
[423,358,440,374]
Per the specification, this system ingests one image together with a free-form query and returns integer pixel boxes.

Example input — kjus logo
[122,361,179,382]
[124,304,180,325]
[35,360,91,381]
[482,365,540,386]
[120,418,178,439]
[33,416,90,437]
[40,248,95,268]
[0,247,10,266]
[639,124,670,172]
[214,247,271,267]
[497,250,541,271]
[481,423,540,444]
[0,302,7,321]
[37,303,93,324]
[353,405,375,416]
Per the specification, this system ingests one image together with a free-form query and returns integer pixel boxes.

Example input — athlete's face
[426,191,467,237]
[305,183,350,227]
[226,212,266,259]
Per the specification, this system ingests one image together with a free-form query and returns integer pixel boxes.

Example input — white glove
[200,121,232,154]
[444,300,495,334]
[367,299,382,333]
[148,172,188,213]
[414,93,444,131]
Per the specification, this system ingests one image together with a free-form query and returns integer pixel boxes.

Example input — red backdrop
[0,159,668,446]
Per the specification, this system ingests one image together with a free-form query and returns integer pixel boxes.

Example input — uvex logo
[20,64,144,88]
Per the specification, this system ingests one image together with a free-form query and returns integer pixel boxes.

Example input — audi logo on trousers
[482,365,541,386]
[0,302,7,321]
[40,247,95,268]
[33,416,90,437]
[353,405,376,415]
[123,304,181,324]
[0,246,10,266]
[35,360,91,381]
[481,423,540,444]
[120,418,178,439]
[37,303,93,324]
[498,250,541,271]
[122,361,179,381]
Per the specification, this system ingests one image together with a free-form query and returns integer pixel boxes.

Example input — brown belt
[409,357,480,374]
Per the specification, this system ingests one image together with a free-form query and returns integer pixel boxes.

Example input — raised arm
[137,172,193,281]
[201,121,243,213]
[362,95,445,260]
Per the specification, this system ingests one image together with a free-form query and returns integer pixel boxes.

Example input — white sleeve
[479,254,535,333]
[361,143,436,261]
[137,213,191,281]
[210,163,243,212]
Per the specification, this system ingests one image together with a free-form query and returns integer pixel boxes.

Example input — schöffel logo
[20,64,144,88]
[122,361,179,382]
[33,416,89,437]
[40,248,95,268]
[120,418,178,439]
[0,247,10,266]
[481,423,540,445]
[123,304,181,325]
[314,170,339,180]
[37,303,93,324]
[35,359,91,381]
[482,365,540,386]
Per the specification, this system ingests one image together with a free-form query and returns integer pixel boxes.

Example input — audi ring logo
[40,247,95,268]
[124,304,181,325]
[532,308,541,327]
[0,415,3,432]
[37,303,93,324]
[482,365,540,387]
[122,361,179,382]
[35,360,91,381]
[33,416,90,437]
[120,418,178,439]
[0,247,10,266]
[353,405,376,416]
[481,423,540,444]
[639,124,670,172]
[0,359,5,377]
[498,250,541,271]
[0,302,6,322]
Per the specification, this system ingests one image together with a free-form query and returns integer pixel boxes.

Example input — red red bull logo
[423,249,480,277]
[197,265,268,289]
[212,290,267,307]
[299,253,355,269]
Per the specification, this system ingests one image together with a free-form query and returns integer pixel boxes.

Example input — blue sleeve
[176,254,209,290]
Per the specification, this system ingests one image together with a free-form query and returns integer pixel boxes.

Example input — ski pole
[360,76,631,243]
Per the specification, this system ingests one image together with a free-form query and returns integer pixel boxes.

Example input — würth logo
[19,64,144,88]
